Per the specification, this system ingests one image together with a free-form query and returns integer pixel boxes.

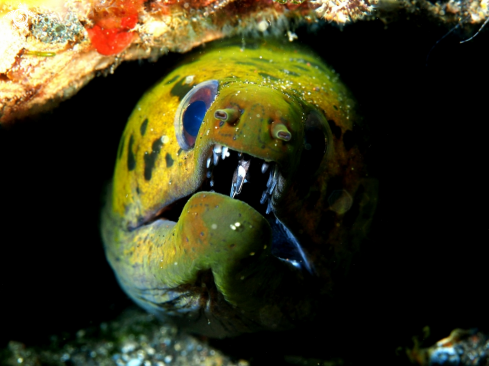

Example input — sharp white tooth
[235,165,246,194]
[268,166,278,194]
[206,157,211,168]
[230,167,238,198]
[261,162,269,174]
[269,177,277,195]
[260,190,268,204]
[266,169,273,188]
[214,144,222,154]
[222,146,229,160]
[266,200,273,214]
[213,150,220,165]
[231,159,250,197]
[210,179,214,187]
[206,171,212,179]
[238,165,246,178]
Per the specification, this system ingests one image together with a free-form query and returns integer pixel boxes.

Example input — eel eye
[174,80,219,150]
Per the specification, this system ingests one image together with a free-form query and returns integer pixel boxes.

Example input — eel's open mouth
[149,144,311,271]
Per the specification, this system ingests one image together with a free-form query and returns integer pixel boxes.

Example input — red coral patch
[86,25,137,56]
[86,0,145,56]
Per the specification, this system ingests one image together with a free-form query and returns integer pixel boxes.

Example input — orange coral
[86,0,144,56]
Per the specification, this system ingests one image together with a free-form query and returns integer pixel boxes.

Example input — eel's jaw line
[275,216,315,275]
[203,143,312,273]
[147,143,311,273]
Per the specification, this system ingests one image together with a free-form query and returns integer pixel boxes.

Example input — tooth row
[206,144,279,216]
[230,157,250,198]
[213,147,220,166]
[266,170,273,188]
[207,145,221,188]
[268,168,278,195]
[266,199,273,215]
[222,146,230,160]
[261,164,279,214]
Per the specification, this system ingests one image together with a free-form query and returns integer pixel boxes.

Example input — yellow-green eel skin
[101,38,377,337]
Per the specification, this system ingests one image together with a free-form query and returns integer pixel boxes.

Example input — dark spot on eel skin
[170,78,193,101]
[317,210,336,238]
[144,137,164,181]
[165,153,174,168]
[258,73,279,81]
[291,58,329,73]
[343,130,356,151]
[140,118,149,136]
[294,65,309,72]
[305,189,321,210]
[127,134,136,171]
[328,120,342,139]
[117,134,125,160]
[235,61,260,67]
[177,148,183,156]
[281,69,300,77]
[165,75,179,85]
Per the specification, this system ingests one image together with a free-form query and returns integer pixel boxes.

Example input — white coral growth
[310,0,378,23]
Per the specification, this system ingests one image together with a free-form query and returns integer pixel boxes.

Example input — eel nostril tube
[214,108,239,124]
[271,123,292,141]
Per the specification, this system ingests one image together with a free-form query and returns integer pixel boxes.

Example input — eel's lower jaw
[150,144,310,270]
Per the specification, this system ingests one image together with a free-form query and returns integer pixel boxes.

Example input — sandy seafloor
[0,13,488,366]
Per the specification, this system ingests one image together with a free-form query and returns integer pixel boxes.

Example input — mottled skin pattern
[102,39,377,337]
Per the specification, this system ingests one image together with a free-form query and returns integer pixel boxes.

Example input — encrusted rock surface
[0,0,303,125]
[409,329,489,366]
[0,307,250,366]
[1,0,488,125]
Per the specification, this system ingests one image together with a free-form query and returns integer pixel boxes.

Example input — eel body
[102,38,377,337]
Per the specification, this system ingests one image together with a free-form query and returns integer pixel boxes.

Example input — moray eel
[102,39,377,337]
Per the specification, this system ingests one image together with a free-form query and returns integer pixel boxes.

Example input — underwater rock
[409,329,489,366]
[1,307,249,366]
[1,0,488,125]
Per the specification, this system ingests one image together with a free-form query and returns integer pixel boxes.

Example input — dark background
[1,12,488,365]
